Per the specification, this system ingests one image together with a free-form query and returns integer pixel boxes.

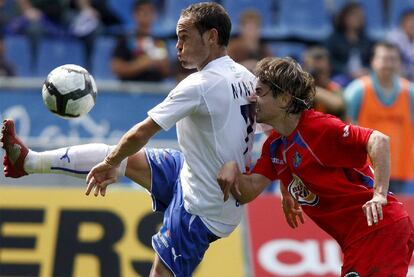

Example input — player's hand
[24,7,42,21]
[217,161,242,201]
[85,160,119,197]
[281,194,304,229]
[362,192,387,226]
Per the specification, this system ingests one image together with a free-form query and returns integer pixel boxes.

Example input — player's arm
[344,79,364,123]
[280,181,304,228]
[85,117,161,196]
[16,0,42,20]
[363,130,390,226]
[105,117,161,165]
[111,56,155,78]
[314,86,345,115]
[217,161,272,204]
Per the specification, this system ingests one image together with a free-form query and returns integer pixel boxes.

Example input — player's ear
[281,92,291,105]
[207,28,219,45]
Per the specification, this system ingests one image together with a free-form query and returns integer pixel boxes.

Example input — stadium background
[1,0,414,276]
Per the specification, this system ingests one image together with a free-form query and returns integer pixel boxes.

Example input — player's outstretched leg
[1,119,29,178]
[1,119,128,179]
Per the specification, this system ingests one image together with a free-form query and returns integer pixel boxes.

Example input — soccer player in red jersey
[217,57,414,277]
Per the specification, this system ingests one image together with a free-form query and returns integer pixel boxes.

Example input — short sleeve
[312,117,373,168]
[148,78,201,130]
[252,135,279,181]
[344,79,364,123]
[409,83,414,122]
[112,36,130,60]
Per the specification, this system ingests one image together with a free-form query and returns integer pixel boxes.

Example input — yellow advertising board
[0,186,244,277]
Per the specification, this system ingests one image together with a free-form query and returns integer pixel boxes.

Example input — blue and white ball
[42,64,97,119]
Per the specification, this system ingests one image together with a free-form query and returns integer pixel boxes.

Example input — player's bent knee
[125,149,151,190]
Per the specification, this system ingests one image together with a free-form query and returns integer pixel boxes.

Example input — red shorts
[341,217,414,277]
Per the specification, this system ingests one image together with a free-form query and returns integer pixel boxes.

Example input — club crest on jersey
[288,174,319,206]
[293,152,302,168]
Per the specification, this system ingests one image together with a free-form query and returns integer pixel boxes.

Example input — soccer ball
[42,64,97,119]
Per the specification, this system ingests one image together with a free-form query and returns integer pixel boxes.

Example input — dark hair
[399,8,414,24]
[333,2,365,33]
[303,46,330,61]
[133,0,154,9]
[181,2,231,46]
[372,41,401,59]
[255,57,315,114]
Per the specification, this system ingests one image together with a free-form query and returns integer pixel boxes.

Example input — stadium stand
[270,41,307,62]
[221,0,275,34]
[36,38,84,77]
[91,36,116,80]
[274,0,332,41]
[4,35,32,76]
[389,0,414,27]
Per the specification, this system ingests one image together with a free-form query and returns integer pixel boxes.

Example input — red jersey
[253,110,408,249]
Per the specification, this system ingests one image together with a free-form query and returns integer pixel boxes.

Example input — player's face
[254,80,286,124]
[176,16,210,70]
[134,4,156,29]
[371,46,401,78]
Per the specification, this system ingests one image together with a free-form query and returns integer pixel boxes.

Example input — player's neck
[197,47,227,70]
[270,112,301,137]
[376,73,394,90]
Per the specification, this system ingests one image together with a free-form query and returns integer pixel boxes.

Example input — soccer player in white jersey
[1,2,256,276]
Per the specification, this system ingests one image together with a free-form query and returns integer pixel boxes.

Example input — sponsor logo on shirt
[293,152,302,168]
[172,247,182,262]
[60,147,71,163]
[271,157,285,164]
[154,225,170,249]
[288,174,319,206]
[343,125,350,137]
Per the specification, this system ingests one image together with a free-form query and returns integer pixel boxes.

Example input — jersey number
[240,104,255,155]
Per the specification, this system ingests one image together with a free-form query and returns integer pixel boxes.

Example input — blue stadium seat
[107,0,135,31]
[36,38,85,77]
[275,0,331,41]
[158,0,204,35]
[4,35,33,76]
[389,0,414,28]
[221,0,275,33]
[91,36,117,80]
[270,42,307,63]
[361,0,386,40]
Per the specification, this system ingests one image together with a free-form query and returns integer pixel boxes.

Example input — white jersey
[148,56,256,236]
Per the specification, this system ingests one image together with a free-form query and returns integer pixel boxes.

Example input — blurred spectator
[0,33,15,76]
[227,9,272,72]
[8,0,69,70]
[111,0,169,82]
[8,0,121,72]
[325,2,373,87]
[0,0,14,77]
[387,9,414,81]
[70,0,122,71]
[345,41,414,193]
[303,46,346,119]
